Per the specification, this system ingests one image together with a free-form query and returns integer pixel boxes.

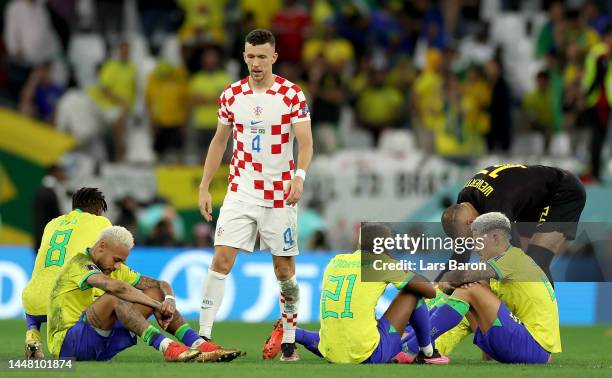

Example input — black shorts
[534,170,586,239]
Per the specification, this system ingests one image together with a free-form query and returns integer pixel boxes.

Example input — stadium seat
[160,35,182,66]
[511,132,545,156]
[549,132,572,157]
[378,129,417,155]
[342,129,374,150]
[68,33,107,88]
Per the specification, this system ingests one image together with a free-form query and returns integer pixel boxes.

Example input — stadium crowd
[1,0,611,246]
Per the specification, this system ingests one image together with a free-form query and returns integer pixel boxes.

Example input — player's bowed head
[441,202,480,238]
[470,212,512,260]
[89,226,134,275]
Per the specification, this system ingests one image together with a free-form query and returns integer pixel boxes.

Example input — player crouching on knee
[47,226,242,362]
[264,223,449,364]
[434,212,561,364]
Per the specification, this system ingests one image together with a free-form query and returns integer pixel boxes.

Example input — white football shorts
[214,197,299,256]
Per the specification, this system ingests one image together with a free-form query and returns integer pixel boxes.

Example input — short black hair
[72,187,108,214]
[245,29,275,48]
[360,223,393,253]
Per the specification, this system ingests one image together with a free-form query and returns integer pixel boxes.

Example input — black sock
[526,244,556,286]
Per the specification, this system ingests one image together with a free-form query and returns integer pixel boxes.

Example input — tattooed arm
[135,275,175,298]
[87,274,161,310]
[135,275,176,322]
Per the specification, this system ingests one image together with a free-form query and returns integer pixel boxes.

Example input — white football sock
[421,343,433,357]
[279,275,299,343]
[199,269,227,339]
[159,338,173,353]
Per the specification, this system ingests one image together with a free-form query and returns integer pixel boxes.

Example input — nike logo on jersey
[250,120,263,125]
[282,246,294,252]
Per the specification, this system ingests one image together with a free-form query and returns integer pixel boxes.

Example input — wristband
[295,169,306,181]
[164,295,175,301]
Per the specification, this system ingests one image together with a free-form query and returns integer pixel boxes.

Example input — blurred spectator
[146,218,182,247]
[522,70,556,152]
[563,8,599,63]
[32,164,67,251]
[581,0,611,36]
[535,0,565,59]
[19,62,65,122]
[239,0,281,30]
[581,26,612,182]
[412,48,444,153]
[138,199,186,245]
[410,0,448,69]
[334,3,370,57]
[189,46,230,159]
[434,72,486,162]
[485,58,512,152]
[308,57,347,154]
[55,75,105,160]
[4,0,57,102]
[462,65,490,140]
[297,197,327,252]
[87,41,136,162]
[146,59,189,162]
[115,196,139,238]
[302,21,354,70]
[271,0,311,64]
[230,11,257,78]
[355,67,403,145]
[192,222,213,247]
[177,0,227,45]
[562,41,586,132]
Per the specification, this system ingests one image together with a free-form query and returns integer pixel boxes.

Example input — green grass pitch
[1,321,611,377]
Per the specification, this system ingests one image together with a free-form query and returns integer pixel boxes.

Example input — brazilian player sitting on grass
[47,226,242,362]
[421,212,561,364]
[263,223,449,364]
[22,187,112,359]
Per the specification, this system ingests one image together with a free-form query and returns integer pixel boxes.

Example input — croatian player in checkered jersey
[197,29,313,361]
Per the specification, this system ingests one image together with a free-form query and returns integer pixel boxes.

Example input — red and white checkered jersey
[218,75,310,208]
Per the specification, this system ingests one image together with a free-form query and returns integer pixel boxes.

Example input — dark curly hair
[72,187,108,214]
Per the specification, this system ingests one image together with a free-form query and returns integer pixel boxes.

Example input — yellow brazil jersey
[88,60,137,110]
[318,251,414,364]
[22,210,111,315]
[487,246,561,353]
[189,70,231,129]
[47,251,141,357]
[145,63,188,127]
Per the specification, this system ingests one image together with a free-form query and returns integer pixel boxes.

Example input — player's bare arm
[286,121,313,206]
[87,273,162,310]
[198,121,232,221]
[403,273,436,298]
[135,275,176,322]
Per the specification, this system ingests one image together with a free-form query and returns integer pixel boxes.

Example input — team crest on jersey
[86,264,99,271]
[216,226,224,238]
[254,106,263,119]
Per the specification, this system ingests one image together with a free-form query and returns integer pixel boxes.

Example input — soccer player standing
[22,188,111,358]
[197,29,313,361]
